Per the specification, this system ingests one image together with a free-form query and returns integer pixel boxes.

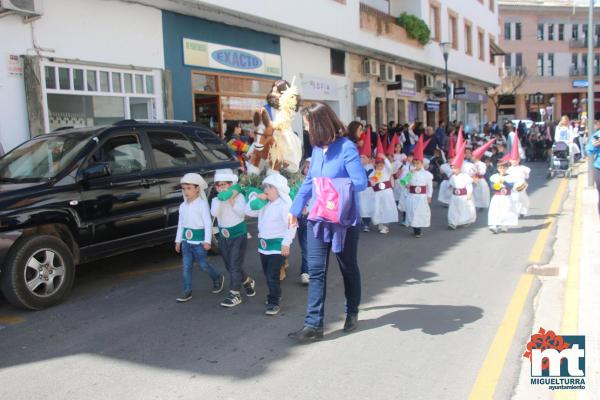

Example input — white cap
[263,172,290,195]
[214,168,238,183]
[180,173,208,199]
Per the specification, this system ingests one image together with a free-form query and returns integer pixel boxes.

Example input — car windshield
[0,131,94,182]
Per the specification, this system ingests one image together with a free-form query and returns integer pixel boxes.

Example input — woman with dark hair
[288,102,367,342]
[347,120,364,144]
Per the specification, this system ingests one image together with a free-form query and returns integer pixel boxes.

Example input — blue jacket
[586,131,600,169]
[291,137,367,222]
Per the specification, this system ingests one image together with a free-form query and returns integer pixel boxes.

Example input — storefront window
[47,94,125,131]
[191,71,273,136]
[59,68,70,90]
[45,66,56,89]
[42,62,160,132]
[73,69,84,91]
[192,73,217,92]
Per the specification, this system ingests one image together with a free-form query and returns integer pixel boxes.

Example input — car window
[89,134,147,175]
[191,130,232,163]
[147,131,200,169]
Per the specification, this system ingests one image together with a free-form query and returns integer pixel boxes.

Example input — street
[0,161,563,400]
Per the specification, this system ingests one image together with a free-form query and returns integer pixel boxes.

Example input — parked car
[0,120,238,310]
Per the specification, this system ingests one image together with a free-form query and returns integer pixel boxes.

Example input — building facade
[493,0,600,123]
[0,0,502,152]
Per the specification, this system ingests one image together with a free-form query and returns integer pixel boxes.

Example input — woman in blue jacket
[586,120,600,216]
[288,102,368,342]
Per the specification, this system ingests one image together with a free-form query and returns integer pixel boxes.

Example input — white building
[0,0,165,151]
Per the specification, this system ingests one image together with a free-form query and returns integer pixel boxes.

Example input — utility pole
[587,0,595,186]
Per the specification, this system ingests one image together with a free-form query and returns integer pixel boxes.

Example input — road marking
[468,274,534,400]
[528,178,569,264]
[555,172,584,400]
[0,315,25,325]
[469,175,571,399]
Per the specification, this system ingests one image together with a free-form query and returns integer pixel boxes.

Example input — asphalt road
[0,161,562,400]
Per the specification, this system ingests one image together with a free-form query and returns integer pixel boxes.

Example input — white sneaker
[500,226,509,232]
[300,273,309,285]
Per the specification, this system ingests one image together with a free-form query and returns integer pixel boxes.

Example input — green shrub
[396,12,431,45]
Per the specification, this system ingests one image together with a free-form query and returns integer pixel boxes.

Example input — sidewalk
[512,164,599,400]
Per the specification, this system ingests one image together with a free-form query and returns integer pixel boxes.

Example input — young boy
[371,136,398,234]
[404,135,433,238]
[488,160,519,234]
[447,143,476,229]
[175,173,224,302]
[245,173,297,315]
[211,169,256,308]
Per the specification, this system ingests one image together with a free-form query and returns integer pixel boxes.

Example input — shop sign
[426,100,440,111]
[302,75,338,100]
[7,54,23,76]
[398,79,416,97]
[183,38,282,77]
[572,80,588,88]
[455,91,488,103]
[454,87,466,96]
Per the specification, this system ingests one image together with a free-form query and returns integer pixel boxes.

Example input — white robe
[396,162,413,212]
[405,168,433,228]
[392,155,406,202]
[472,160,491,209]
[359,164,375,218]
[371,159,399,225]
[437,163,452,205]
[448,173,476,226]
[508,165,531,216]
[488,173,519,227]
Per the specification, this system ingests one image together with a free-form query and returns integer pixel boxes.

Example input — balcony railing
[359,3,424,47]
[505,66,527,76]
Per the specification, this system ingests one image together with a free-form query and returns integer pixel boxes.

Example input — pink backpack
[307,177,340,224]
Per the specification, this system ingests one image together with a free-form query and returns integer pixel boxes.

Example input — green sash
[258,237,283,252]
[219,221,247,239]
[182,228,205,242]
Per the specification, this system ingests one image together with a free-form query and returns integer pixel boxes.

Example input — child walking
[359,130,375,232]
[488,160,520,234]
[404,135,433,238]
[175,173,224,303]
[470,139,496,211]
[211,169,256,308]
[447,143,476,229]
[245,173,297,315]
[370,135,398,234]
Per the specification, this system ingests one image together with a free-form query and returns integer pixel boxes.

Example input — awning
[489,41,506,57]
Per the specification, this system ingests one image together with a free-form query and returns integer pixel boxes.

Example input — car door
[143,129,210,240]
[78,130,164,256]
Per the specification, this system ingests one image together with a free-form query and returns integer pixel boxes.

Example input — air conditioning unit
[0,0,42,16]
[363,59,380,77]
[423,74,435,89]
[378,63,395,83]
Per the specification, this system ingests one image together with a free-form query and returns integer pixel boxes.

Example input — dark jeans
[297,215,309,275]
[305,222,361,329]
[218,234,248,291]
[595,167,600,215]
[181,241,220,293]
[260,253,285,306]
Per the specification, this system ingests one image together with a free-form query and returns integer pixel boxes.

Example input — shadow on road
[0,161,561,381]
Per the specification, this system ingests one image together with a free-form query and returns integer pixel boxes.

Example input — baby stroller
[547,141,572,179]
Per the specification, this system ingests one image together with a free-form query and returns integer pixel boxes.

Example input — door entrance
[194,94,220,135]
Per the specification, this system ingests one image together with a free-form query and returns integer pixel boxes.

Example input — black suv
[0,120,238,310]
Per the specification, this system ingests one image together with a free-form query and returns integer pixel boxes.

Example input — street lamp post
[440,42,452,131]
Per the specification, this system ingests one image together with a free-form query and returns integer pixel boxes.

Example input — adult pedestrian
[554,115,579,165]
[347,120,364,146]
[288,102,367,342]
[586,120,600,218]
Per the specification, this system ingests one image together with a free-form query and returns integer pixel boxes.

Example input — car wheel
[1,235,75,310]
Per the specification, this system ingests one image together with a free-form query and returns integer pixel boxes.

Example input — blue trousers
[297,215,309,275]
[260,253,284,306]
[218,234,248,291]
[305,222,362,329]
[181,241,220,293]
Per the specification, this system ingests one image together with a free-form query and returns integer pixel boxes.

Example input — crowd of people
[173,98,594,342]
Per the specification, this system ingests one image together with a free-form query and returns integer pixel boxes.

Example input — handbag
[307,176,339,224]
